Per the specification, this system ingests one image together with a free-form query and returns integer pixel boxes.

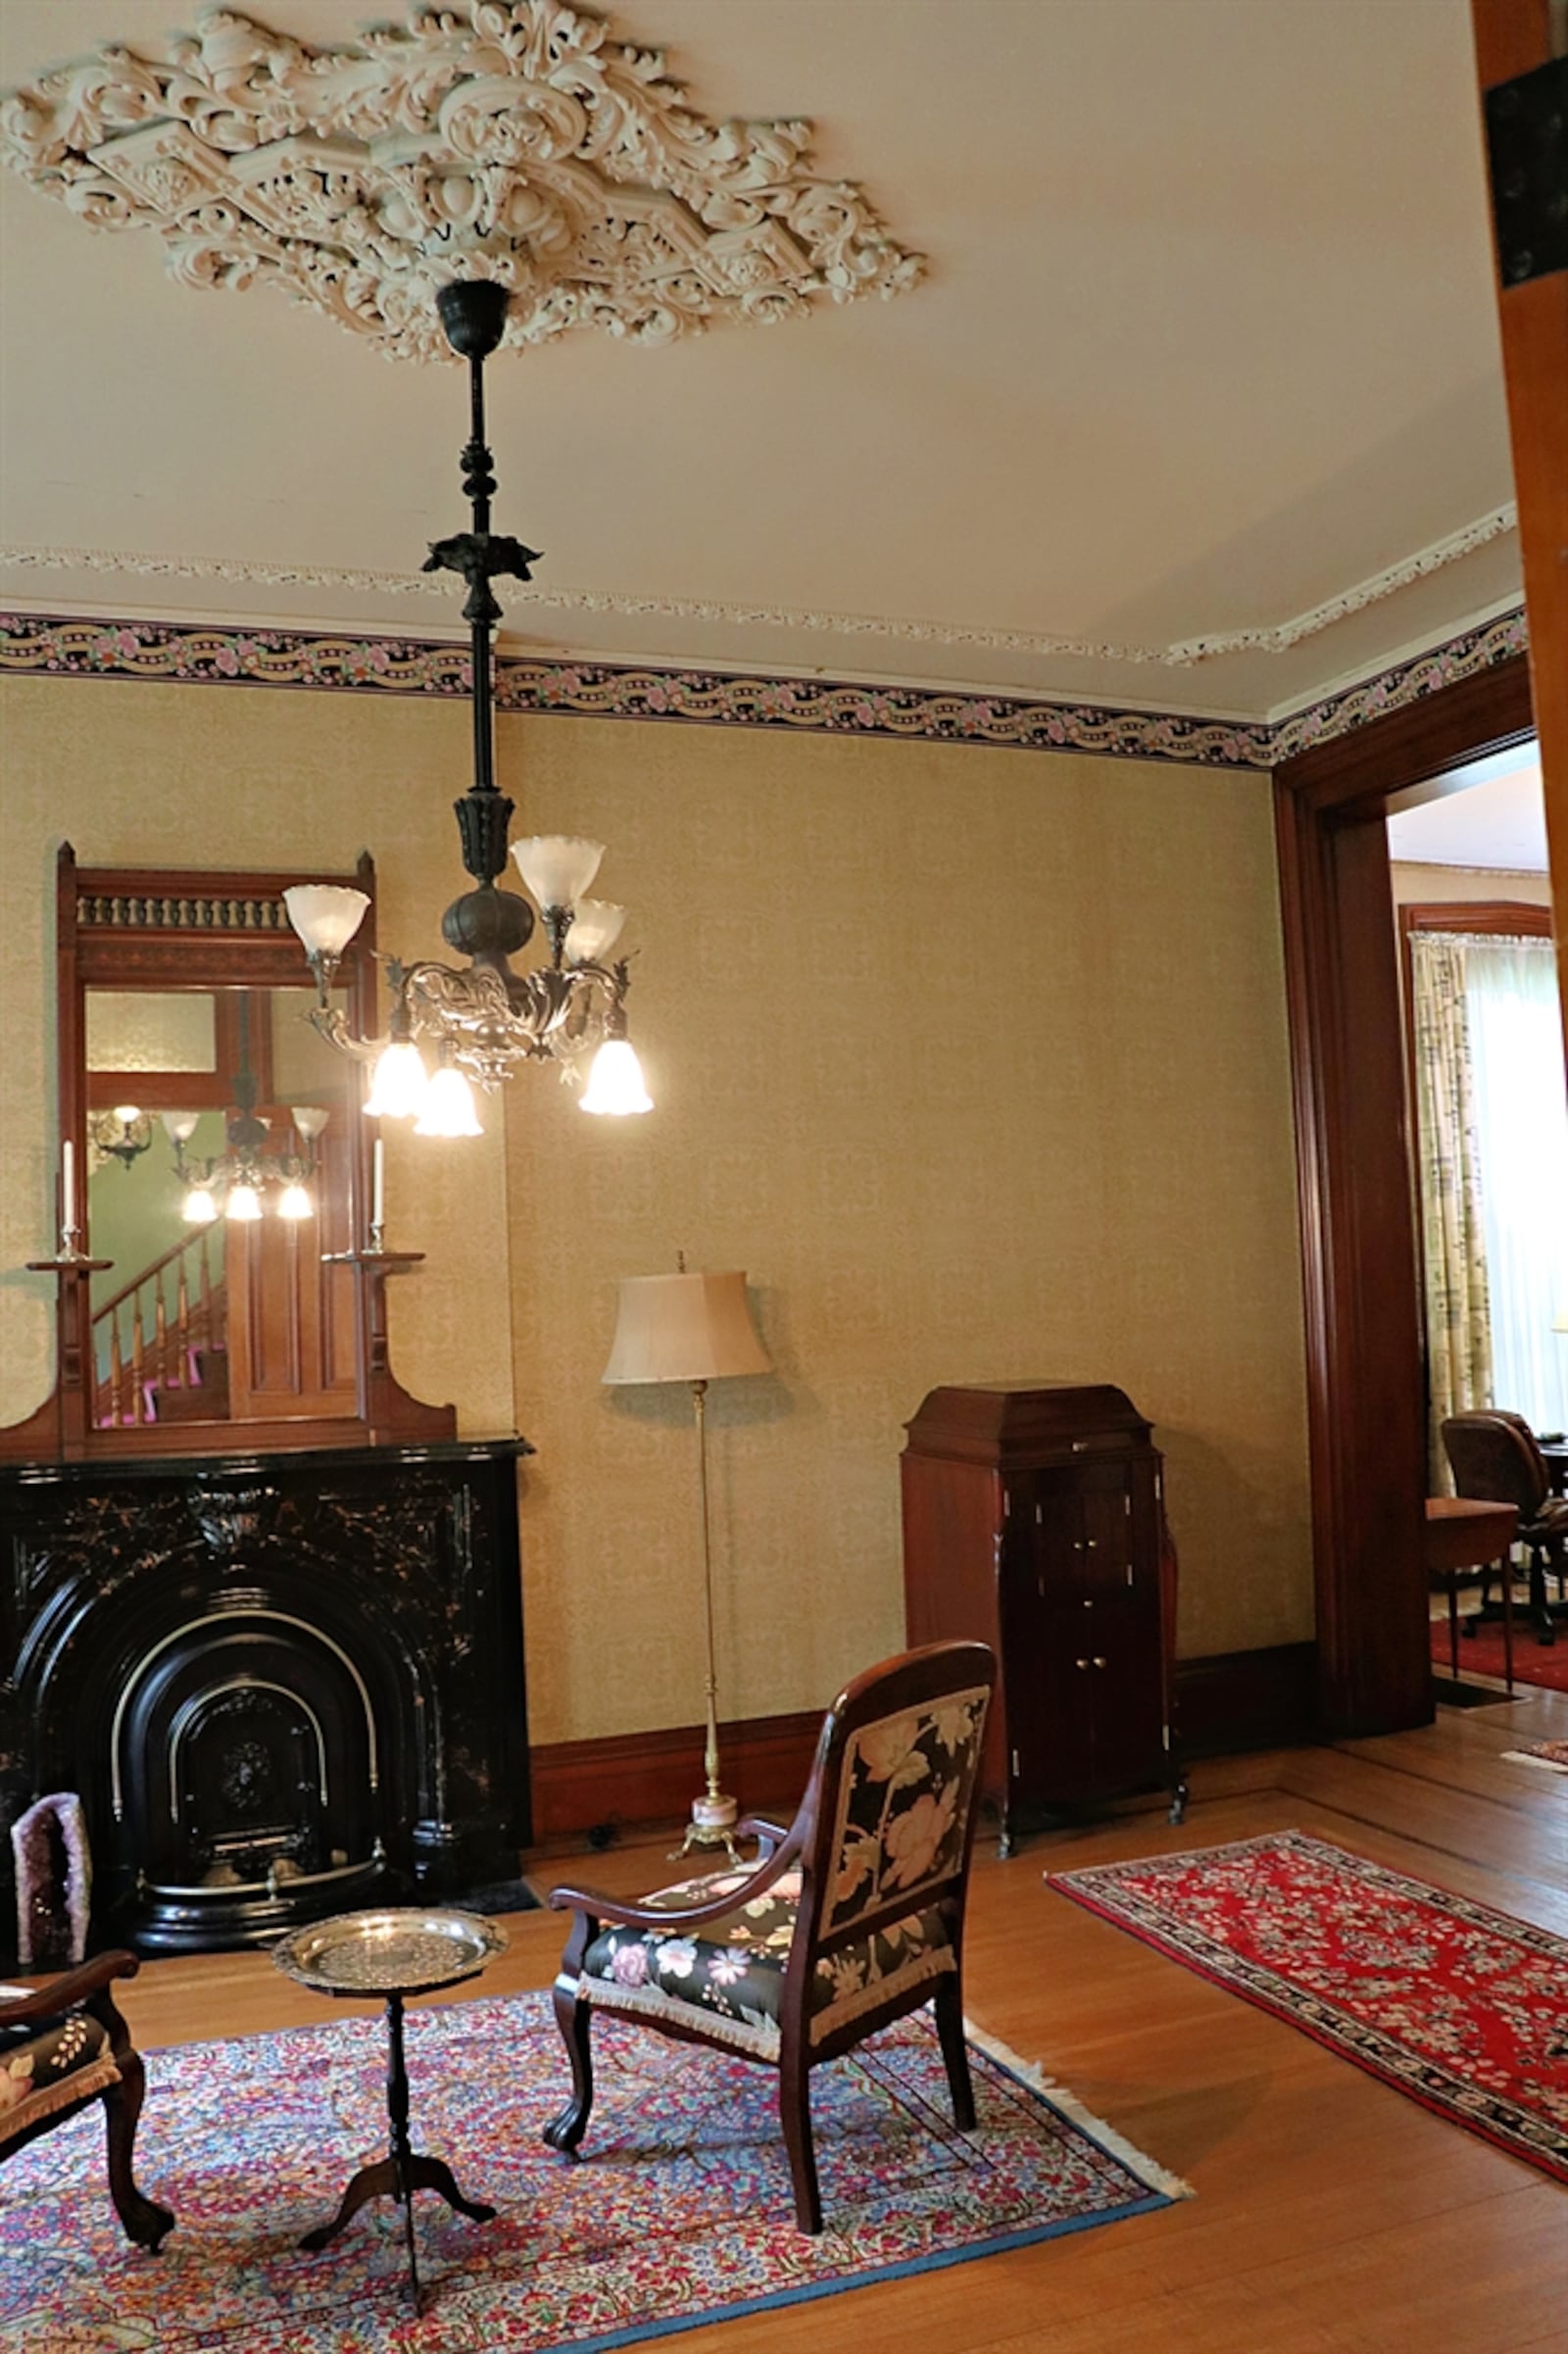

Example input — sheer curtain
[1409,933,1494,1482]
[1465,936,1568,1433]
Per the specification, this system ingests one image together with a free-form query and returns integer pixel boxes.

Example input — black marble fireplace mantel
[0,1438,533,1963]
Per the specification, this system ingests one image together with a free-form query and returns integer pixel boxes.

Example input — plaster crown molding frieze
[0,0,923,358]
[0,501,1519,670]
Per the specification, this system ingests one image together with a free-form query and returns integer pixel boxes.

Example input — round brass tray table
[273,1906,509,2306]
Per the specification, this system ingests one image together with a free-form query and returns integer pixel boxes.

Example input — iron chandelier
[284,280,652,1132]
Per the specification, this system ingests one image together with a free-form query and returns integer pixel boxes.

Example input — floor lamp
[603,1265,771,1864]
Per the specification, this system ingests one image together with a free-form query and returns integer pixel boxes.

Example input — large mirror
[0,847,455,1460]
[84,981,356,1430]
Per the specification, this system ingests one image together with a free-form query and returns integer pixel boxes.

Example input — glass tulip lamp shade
[283,884,370,965]
[182,1186,218,1225]
[580,1037,653,1116]
[364,1038,429,1121]
[277,1183,314,1220]
[564,900,626,967]
[513,835,604,911]
[416,1062,483,1138]
[225,1182,263,1223]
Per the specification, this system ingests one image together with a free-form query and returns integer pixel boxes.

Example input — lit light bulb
[416,1064,482,1138]
[579,1038,653,1116]
[277,1183,314,1220]
[363,1039,429,1120]
[182,1187,218,1225]
[225,1182,263,1222]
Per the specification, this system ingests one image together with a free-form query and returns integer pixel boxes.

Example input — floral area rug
[0,1991,1189,2353]
[1052,1831,1568,2182]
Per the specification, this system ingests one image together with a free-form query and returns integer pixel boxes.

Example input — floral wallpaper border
[0,606,1528,772]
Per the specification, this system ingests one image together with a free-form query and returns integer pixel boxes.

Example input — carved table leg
[297,1989,496,2309]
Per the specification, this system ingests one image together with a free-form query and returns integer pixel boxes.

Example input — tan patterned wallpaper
[0,676,1313,1744]
[500,713,1313,1741]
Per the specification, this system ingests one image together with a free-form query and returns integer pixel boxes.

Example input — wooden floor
[91,1682,1568,2351]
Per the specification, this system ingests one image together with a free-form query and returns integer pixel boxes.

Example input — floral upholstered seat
[0,1953,173,2249]
[547,1641,996,2233]
[0,1993,120,2143]
[581,1866,955,2058]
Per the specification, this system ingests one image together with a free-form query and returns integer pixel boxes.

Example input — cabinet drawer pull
[1092,1654,1107,1669]
[1074,1656,1091,1670]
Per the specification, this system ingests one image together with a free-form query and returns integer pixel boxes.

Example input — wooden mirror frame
[0,846,456,1462]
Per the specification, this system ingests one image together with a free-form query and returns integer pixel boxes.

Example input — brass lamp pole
[602,1262,772,1863]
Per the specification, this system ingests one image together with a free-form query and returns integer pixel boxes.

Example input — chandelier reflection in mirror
[167,1092,328,1229]
[285,281,653,1133]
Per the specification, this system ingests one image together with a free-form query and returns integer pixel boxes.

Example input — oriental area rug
[1052,1831,1568,2183]
[1428,1616,1568,1694]
[0,1993,1189,2354]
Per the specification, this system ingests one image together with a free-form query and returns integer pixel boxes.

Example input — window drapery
[1410,933,1493,1485]
[1465,936,1568,1435]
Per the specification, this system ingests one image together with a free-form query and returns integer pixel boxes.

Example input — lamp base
[670,1789,747,1869]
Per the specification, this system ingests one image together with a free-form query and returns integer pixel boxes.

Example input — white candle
[371,1137,385,1238]
[61,1138,75,1233]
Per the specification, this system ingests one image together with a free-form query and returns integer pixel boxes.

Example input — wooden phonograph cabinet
[902,1384,1185,1852]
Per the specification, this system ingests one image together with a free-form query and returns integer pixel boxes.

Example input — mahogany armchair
[0,1949,173,2249]
[544,1640,996,2233]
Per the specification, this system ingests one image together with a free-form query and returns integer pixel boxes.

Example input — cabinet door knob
[1074,1656,1091,1670]
[1093,1654,1107,1669]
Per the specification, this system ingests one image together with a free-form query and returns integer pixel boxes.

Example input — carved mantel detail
[0,0,924,359]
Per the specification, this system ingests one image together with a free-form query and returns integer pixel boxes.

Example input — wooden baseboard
[1175,1641,1318,1757]
[527,1642,1319,1843]
[528,1708,821,1845]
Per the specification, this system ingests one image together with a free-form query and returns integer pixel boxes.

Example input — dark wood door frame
[1274,654,1538,1736]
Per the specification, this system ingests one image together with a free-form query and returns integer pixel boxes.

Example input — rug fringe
[962,2016,1196,2202]
[1500,1751,1568,1775]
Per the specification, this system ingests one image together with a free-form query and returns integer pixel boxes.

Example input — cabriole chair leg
[542,1986,596,2155]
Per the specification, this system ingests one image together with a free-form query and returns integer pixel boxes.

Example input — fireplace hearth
[0,1440,531,1961]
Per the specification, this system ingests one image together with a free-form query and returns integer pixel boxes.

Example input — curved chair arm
[736,1816,791,1854]
[549,1834,803,1934]
[0,1949,139,2028]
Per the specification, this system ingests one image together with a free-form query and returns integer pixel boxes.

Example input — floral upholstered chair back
[794,1643,994,2038]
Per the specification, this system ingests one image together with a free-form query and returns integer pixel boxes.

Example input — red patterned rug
[1052,1832,1568,2182]
[0,1993,1189,2352]
[1428,1614,1568,1692]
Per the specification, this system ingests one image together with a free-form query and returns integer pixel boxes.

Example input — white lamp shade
[564,900,626,966]
[277,1182,314,1220]
[416,1063,483,1137]
[162,1109,200,1144]
[579,1037,653,1116]
[283,884,369,956]
[512,834,604,908]
[363,1038,429,1120]
[603,1270,772,1386]
[225,1182,263,1223]
[291,1104,330,1141]
[182,1187,218,1224]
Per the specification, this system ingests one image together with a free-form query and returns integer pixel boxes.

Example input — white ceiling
[0,0,1521,720]
[1388,752,1548,873]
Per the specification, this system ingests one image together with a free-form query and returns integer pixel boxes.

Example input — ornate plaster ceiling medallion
[0,1,923,359]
